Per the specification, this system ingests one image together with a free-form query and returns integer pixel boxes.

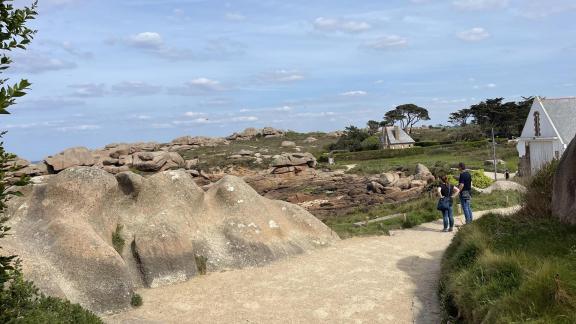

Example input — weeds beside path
[104,206,518,324]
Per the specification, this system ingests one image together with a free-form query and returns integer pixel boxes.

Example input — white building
[517,97,576,176]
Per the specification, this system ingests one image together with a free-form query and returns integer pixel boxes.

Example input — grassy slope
[440,214,576,323]
[326,190,522,239]
[334,141,519,175]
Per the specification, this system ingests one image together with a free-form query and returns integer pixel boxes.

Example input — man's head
[458,162,466,171]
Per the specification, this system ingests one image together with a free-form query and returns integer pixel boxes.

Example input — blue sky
[3,0,576,160]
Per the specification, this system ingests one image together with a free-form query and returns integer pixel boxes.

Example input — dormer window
[534,111,541,137]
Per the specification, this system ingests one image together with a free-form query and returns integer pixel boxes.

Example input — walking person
[437,175,460,232]
[458,162,474,224]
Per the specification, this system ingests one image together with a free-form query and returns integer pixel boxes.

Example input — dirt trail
[104,206,519,324]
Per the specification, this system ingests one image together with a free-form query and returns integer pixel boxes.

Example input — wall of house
[517,100,567,175]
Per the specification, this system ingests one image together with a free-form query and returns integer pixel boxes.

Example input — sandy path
[104,207,519,324]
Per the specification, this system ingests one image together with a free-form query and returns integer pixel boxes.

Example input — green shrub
[131,293,143,307]
[360,135,381,151]
[335,147,424,161]
[470,169,494,189]
[112,224,125,254]
[521,159,559,218]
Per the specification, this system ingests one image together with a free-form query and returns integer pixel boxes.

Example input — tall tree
[384,104,430,133]
[366,120,381,135]
[448,108,473,127]
[462,97,533,138]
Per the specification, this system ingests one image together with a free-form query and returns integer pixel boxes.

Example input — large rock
[132,151,185,172]
[4,168,338,312]
[553,138,576,224]
[271,153,317,168]
[171,136,228,147]
[261,127,285,138]
[478,181,527,194]
[281,141,297,148]
[226,128,259,141]
[413,163,435,183]
[45,147,96,172]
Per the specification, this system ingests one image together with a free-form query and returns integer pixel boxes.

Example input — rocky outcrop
[553,137,576,224]
[131,151,186,172]
[366,165,435,201]
[170,136,229,148]
[281,141,297,148]
[226,127,285,141]
[4,168,338,313]
[45,147,96,172]
[270,153,317,175]
[478,181,527,194]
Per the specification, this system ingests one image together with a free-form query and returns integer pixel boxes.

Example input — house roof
[382,126,415,145]
[538,97,576,145]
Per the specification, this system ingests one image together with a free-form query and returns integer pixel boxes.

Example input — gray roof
[381,127,415,145]
[539,97,576,144]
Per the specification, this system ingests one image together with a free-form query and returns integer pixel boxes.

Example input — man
[458,162,473,224]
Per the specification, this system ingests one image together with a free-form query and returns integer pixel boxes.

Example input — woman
[437,175,460,232]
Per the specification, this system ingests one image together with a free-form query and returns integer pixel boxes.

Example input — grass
[112,224,125,254]
[440,214,576,323]
[334,141,519,175]
[325,190,522,239]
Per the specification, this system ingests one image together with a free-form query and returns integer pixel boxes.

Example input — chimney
[394,126,401,141]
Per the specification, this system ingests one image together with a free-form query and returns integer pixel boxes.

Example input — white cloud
[453,0,509,10]
[457,27,490,41]
[260,70,305,83]
[231,116,258,122]
[57,125,101,132]
[128,32,164,49]
[69,83,106,97]
[225,12,246,21]
[169,78,226,95]
[111,81,162,96]
[313,17,372,33]
[184,111,207,117]
[473,83,497,89]
[11,51,77,74]
[340,90,368,97]
[365,35,408,49]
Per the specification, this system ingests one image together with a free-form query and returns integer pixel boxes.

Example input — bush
[131,294,143,307]
[360,135,381,151]
[521,160,559,218]
[334,147,424,161]
[470,169,494,189]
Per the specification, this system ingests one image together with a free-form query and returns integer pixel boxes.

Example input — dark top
[440,183,454,198]
[459,171,472,192]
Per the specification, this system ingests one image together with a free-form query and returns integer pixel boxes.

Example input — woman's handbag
[437,185,452,211]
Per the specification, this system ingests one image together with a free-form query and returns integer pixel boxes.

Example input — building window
[534,111,541,137]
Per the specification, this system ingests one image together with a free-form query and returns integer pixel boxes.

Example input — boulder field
[3,168,339,313]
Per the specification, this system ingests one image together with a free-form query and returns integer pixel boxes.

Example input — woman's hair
[440,175,449,183]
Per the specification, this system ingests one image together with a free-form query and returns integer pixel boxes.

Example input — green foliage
[328,125,370,152]
[440,213,576,323]
[448,125,485,142]
[195,255,208,275]
[470,169,494,189]
[335,146,424,161]
[112,224,125,254]
[520,159,559,219]
[360,135,380,151]
[450,97,533,138]
[384,103,430,132]
[130,294,143,307]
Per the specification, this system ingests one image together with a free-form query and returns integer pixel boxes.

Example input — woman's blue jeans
[442,206,454,230]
